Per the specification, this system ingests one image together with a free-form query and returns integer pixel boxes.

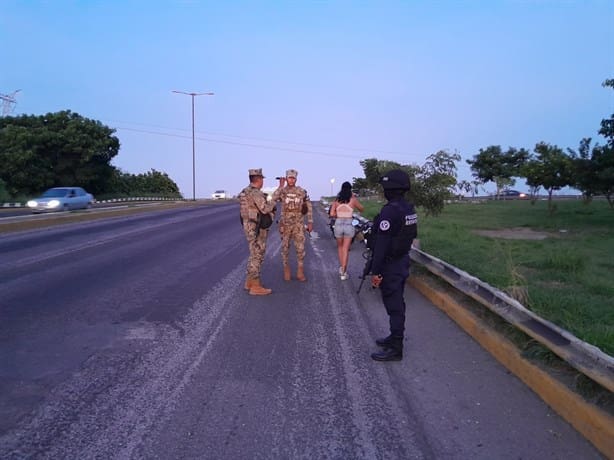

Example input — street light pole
[172,90,214,200]
[330,178,335,196]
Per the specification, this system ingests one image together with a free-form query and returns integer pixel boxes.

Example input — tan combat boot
[244,277,255,290]
[283,264,291,281]
[296,263,306,282]
[249,279,272,296]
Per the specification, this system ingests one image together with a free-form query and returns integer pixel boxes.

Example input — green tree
[594,79,614,208]
[598,79,614,147]
[565,80,614,208]
[520,159,543,204]
[568,138,601,203]
[531,142,574,213]
[471,179,484,197]
[593,145,614,208]
[106,168,181,198]
[466,145,529,198]
[0,111,120,196]
[413,150,461,215]
[455,180,473,199]
[357,158,383,190]
[350,177,370,196]
[0,121,54,195]
[0,178,9,202]
[135,169,181,195]
[356,158,405,191]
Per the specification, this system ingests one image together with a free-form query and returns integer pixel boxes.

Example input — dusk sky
[2,1,612,199]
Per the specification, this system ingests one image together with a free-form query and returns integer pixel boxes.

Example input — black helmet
[379,169,411,191]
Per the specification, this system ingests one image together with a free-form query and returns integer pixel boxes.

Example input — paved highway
[0,203,602,459]
[0,201,168,218]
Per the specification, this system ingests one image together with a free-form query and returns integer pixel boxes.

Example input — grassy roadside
[357,198,614,417]
[360,199,614,356]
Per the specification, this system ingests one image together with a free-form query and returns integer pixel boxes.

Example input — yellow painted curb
[410,277,614,459]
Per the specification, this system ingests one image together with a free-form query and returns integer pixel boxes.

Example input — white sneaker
[340,272,348,281]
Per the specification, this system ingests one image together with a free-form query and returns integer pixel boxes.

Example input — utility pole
[1,90,21,116]
[172,90,214,200]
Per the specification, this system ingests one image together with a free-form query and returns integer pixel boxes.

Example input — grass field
[359,198,614,356]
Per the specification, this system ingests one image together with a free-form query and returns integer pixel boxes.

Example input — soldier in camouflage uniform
[272,169,313,282]
[239,168,277,295]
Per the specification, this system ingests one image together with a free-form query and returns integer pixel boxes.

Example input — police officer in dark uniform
[370,169,418,361]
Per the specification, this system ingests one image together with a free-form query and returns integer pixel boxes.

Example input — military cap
[249,168,265,177]
[286,169,298,178]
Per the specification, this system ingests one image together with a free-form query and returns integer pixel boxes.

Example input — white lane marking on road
[110,263,248,459]
[1,256,249,459]
[310,237,425,458]
[310,246,379,458]
[124,323,158,340]
[1,208,230,270]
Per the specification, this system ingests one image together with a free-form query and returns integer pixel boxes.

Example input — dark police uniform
[370,170,418,361]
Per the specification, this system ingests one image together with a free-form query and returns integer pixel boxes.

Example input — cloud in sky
[2,1,612,198]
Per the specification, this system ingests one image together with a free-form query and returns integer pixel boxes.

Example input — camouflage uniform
[239,168,277,295]
[272,169,313,281]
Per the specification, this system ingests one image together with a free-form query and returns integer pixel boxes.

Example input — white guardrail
[1,197,180,207]
[410,247,614,393]
[95,197,179,203]
[346,210,614,393]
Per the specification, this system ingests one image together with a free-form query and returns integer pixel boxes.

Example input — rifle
[357,248,373,294]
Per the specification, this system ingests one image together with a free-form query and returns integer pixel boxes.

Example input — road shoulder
[409,273,614,458]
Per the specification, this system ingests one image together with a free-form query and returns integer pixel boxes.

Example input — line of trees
[0,110,181,201]
[352,79,614,215]
[466,80,614,211]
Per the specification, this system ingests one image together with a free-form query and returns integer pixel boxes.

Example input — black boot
[371,337,403,361]
[375,335,394,348]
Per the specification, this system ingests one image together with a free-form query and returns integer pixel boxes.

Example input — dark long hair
[336,181,352,204]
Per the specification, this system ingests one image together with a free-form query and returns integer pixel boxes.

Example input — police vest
[371,201,418,257]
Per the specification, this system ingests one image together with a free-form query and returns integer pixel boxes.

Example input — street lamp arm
[172,90,215,96]
[172,89,215,201]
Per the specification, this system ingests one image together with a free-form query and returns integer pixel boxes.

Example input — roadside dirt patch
[473,227,554,240]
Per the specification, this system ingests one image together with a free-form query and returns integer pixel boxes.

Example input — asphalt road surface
[0,203,602,459]
[0,201,168,218]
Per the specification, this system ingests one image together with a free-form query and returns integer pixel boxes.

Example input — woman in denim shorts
[329,182,364,280]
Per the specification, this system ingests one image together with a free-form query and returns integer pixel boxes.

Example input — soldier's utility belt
[284,206,308,215]
[240,214,272,229]
[281,213,303,220]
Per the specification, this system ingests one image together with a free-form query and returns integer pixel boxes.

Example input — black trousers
[380,255,410,338]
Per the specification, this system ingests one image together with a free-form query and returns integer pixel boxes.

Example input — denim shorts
[334,218,355,238]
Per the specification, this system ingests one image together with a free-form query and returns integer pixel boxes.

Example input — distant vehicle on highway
[500,189,527,199]
[27,187,95,213]
[211,190,227,200]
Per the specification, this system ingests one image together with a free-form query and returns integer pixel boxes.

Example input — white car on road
[27,187,95,213]
[211,190,227,200]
